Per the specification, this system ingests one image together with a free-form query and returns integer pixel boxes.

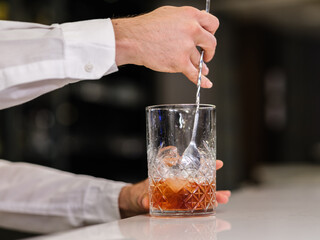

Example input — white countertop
[24,165,320,240]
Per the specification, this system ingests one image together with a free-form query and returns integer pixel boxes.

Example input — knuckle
[204,45,216,61]
[183,62,193,73]
[181,6,198,16]
[211,35,217,47]
[180,55,191,67]
[187,22,201,36]
[203,35,216,51]
[206,15,220,34]
[203,36,216,54]
[186,71,197,83]
[213,15,220,28]
[204,52,212,62]
[181,39,195,53]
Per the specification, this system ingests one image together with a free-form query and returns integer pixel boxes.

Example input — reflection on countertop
[118,215,231,240]
[24,215,231,240]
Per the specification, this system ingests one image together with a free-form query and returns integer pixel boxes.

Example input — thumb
[140,194,149,210]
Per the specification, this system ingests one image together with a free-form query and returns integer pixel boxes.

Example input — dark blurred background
[0,0,320,238]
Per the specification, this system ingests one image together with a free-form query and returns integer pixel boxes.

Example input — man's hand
[118,159,231,218]
[112,6,219,88]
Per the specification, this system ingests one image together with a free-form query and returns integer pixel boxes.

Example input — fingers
[195,29,217,62]
[119,179,149,218]
[190,49,209,76]
[219,190,232,198]
[202,63,209,76]
[197,11,219,62]
[215,161,231,207]
[190,48,201,71]
[183,13,218,86]
[140,180,149,210]
[198,11,220,35]
[141,194,149,210]
[217,191,231,204]
[183,61,213,88]
[216,190,231,206]
[216,159,223,170]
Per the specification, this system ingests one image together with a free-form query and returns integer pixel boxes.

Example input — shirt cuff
[83,178,128,224]
[60,19,118,80]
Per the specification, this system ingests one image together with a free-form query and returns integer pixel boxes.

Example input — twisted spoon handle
[196,0,211,105]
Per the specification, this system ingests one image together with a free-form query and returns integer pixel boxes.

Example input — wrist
[118,184,133,218]
[112,18,140,67]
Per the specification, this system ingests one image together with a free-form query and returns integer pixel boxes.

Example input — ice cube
[166,178,188,193]
[157,146,181,167]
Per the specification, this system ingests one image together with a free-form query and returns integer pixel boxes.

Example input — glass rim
[146,103,216,111]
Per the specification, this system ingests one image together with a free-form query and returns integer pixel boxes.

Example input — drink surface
[150,178,216,213]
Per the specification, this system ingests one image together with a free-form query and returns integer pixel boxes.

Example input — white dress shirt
[0,19,130,233]
[0,19,118,109]
[0,160,127,233]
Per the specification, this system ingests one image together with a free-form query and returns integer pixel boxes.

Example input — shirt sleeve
[0,159,128,233]
[0,19,118,110]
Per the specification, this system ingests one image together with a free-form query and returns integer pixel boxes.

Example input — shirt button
[85,63,93,72]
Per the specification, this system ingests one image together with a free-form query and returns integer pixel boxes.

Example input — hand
[118,159,231,218]
[112,6,219,88]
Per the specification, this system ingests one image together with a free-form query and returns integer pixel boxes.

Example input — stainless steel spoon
[180,0,211,170]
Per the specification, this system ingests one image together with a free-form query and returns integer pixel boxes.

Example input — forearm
[0,160,127,233]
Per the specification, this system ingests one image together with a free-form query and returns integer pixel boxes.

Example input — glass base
[150,209,215,217]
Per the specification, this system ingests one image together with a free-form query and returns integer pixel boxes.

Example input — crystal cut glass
[146,104,216,216]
